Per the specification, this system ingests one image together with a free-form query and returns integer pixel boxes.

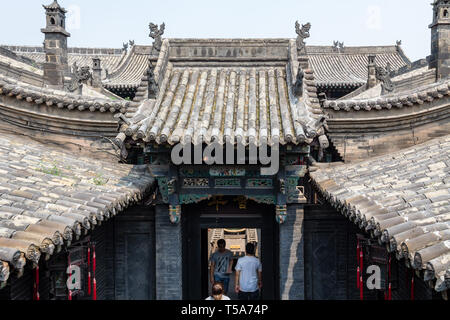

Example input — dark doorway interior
[183,198,278,300]
[206,228,261,300]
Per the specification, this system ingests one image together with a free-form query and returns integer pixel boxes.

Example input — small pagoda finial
[149,22,165,52]
[333,41,344,51]
[295,21,311,53]
[43,0,67,13]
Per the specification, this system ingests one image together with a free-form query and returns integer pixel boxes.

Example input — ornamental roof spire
[43,0,67,14]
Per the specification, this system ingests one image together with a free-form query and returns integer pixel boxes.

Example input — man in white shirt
[234,243,262,300]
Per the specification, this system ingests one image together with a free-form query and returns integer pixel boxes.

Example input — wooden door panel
[304,205,358,300]
[115,221,154,300]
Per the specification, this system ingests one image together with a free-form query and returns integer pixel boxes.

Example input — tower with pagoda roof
[41,0,70,88]
[430,0,450,80]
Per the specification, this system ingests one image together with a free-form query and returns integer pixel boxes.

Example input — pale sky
[0,0,432,62]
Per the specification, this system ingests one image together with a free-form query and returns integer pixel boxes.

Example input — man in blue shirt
[235,243,262,300]
[210,239,234,295]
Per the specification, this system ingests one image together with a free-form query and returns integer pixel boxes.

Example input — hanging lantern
[87,246,91,296]
[360,275,364,300]
[93,278,97,301]
[357,240,360,265]
[33,266,40,301]
[357,267,360,289]
[359,249,363,278]
[92,243,97,300]
[356,240,360,290]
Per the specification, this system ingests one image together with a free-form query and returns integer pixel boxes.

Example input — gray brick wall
[155,204,183,300]
[279,204,305,300]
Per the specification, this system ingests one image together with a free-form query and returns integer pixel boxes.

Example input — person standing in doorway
[210,239,233,295]
[235,243,262,300]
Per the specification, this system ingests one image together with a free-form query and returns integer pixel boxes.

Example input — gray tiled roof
[103,47,150,89]
[0,133,154,283]
[121,66,325,146]
[310,135,450,292]
[4,43,409,90]
[2,46,125,79]
[301,45,409,88]
[0,73,138,112]
[324,79,450,111]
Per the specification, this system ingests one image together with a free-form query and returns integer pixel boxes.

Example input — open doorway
[206,228,262,299]
[182,197,278,300]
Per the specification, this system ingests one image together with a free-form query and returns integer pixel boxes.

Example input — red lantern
[88,272,92,296]
[357,240,360,290]
[357,267,360,289]
[33,266,40,301]
[93,278,97,301]
[360,275,364,300]
[87,246,91,296]
[92,244,97,301]
[359,250,363,277]
[88,247,91,268]
[357,240,360,265]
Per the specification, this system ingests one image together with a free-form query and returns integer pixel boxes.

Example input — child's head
[212,282,224,300]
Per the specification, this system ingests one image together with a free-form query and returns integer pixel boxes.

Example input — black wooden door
[304,204,359,300]
[183,199,278,300]
[114,206,155,300]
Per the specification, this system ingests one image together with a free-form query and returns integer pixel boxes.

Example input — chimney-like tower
[367,55,377,89]
[92,58,102,88]
[430,0,450,80]
[41,0,70,88]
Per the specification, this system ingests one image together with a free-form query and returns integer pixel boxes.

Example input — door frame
[182,201,279,300]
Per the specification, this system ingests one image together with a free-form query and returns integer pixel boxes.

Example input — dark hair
[212,282,224,296]
[246,243,255,255]
[217,239,226,247]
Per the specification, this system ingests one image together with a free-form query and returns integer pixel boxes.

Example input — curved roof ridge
[105,45,137,80]
[0,73,138,113]
[324,78,450,111]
